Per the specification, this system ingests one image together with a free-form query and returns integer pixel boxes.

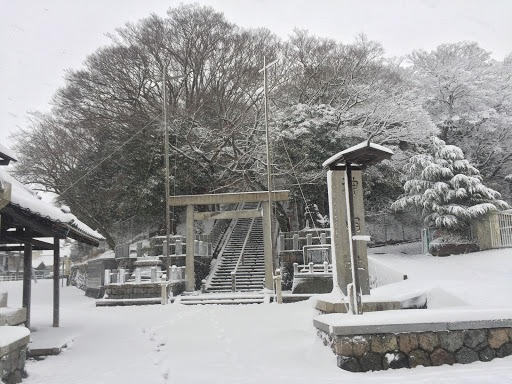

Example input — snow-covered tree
[408,43,512,189]
[392,137,509,231]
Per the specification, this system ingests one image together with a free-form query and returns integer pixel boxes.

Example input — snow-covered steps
[206,202,266,293]
[176,292,267,305]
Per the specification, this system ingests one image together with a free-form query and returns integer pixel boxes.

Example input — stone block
[430,347,455,366]
[352,336,370,356]
[408,349,431,368]
[336,337,353,356]
[337,355,360,372]
[398,333,418,354]
[488,329,509,349]
[455,347,479,364]
[464,329,487,349]
[359,352,383,372]
[417,332,439,352]
[496,343,512,358]
[439,331,464,352]
[371,334,397,353]
[0,292,7,308]
[383,351,408,370]
[478,346,495,362]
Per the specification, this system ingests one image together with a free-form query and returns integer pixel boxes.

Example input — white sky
[1,0,512,149]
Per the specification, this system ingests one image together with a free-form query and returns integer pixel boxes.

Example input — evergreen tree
[392,137,508,231]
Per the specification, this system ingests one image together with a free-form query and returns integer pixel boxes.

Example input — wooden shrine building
[0,145,103,329]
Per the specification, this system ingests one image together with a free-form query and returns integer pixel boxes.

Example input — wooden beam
[0,246,25,251]
[0,234,57,250]
[193,209,262,221]
[168,190,289,206]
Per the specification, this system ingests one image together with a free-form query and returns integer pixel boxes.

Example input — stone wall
[318,327,512,372]
[104,281,184,300]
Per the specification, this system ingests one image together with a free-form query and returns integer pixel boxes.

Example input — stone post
[326,170,370,296]
[135,269,141,284]
[201,279,207,293]
[306,233,313,246]
[104,270,111,285]
[137,242,142,258]
[163,240,168,258]
[292,233,299,250]
[274,269,283,304]
[175,239,182,255]
[151,267,157,283]
[323,261,329,273]
[161,283,167,305]
[119,269,125,284]
[198,240,204,256]
[293,263,298,275]
[308,262,314,274]
[320,232,326,245]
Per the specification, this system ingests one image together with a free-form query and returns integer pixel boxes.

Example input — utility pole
[259,56,278,267]
[162,67,185,279]
[163,66,170,276]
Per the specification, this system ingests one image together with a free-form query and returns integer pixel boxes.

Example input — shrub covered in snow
[392,137,508,233]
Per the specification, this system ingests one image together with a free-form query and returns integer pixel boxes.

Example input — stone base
[103,281,184,301]
[0,327,30,384]
[315,296,401,314]
[315,310,512,371]
[292,275,333,294]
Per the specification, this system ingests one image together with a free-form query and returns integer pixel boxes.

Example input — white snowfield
[1,244,511,384]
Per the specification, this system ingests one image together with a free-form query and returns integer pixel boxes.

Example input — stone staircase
[206,203,265,294]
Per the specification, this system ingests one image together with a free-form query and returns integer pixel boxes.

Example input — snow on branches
[391,137,509,229]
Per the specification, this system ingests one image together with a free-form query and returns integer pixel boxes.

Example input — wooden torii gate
[168,190,289,291]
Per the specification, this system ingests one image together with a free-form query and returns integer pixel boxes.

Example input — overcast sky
[1,0,512,150]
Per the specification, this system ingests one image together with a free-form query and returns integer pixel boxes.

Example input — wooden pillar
[22,236,32,330]
[262,201,273,290]
[185,204,195,291]
[53,237,60,327]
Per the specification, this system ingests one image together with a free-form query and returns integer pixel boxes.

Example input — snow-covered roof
[323,140,394,169]
[0,144,18,163]
[0,169,104,244]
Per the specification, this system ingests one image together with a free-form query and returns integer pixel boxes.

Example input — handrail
[231,203,260,292]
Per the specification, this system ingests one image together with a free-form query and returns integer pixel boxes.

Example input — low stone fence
[315,312,512,372]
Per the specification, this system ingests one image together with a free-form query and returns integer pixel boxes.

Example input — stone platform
[315,308,512,372]
[315,295,401,314]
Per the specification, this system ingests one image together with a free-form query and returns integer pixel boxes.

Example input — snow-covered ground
[1,244,511,384]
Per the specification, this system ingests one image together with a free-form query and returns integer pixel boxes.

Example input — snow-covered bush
[392,137,509,234]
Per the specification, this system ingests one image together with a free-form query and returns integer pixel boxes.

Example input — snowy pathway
[1,246,511,384]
